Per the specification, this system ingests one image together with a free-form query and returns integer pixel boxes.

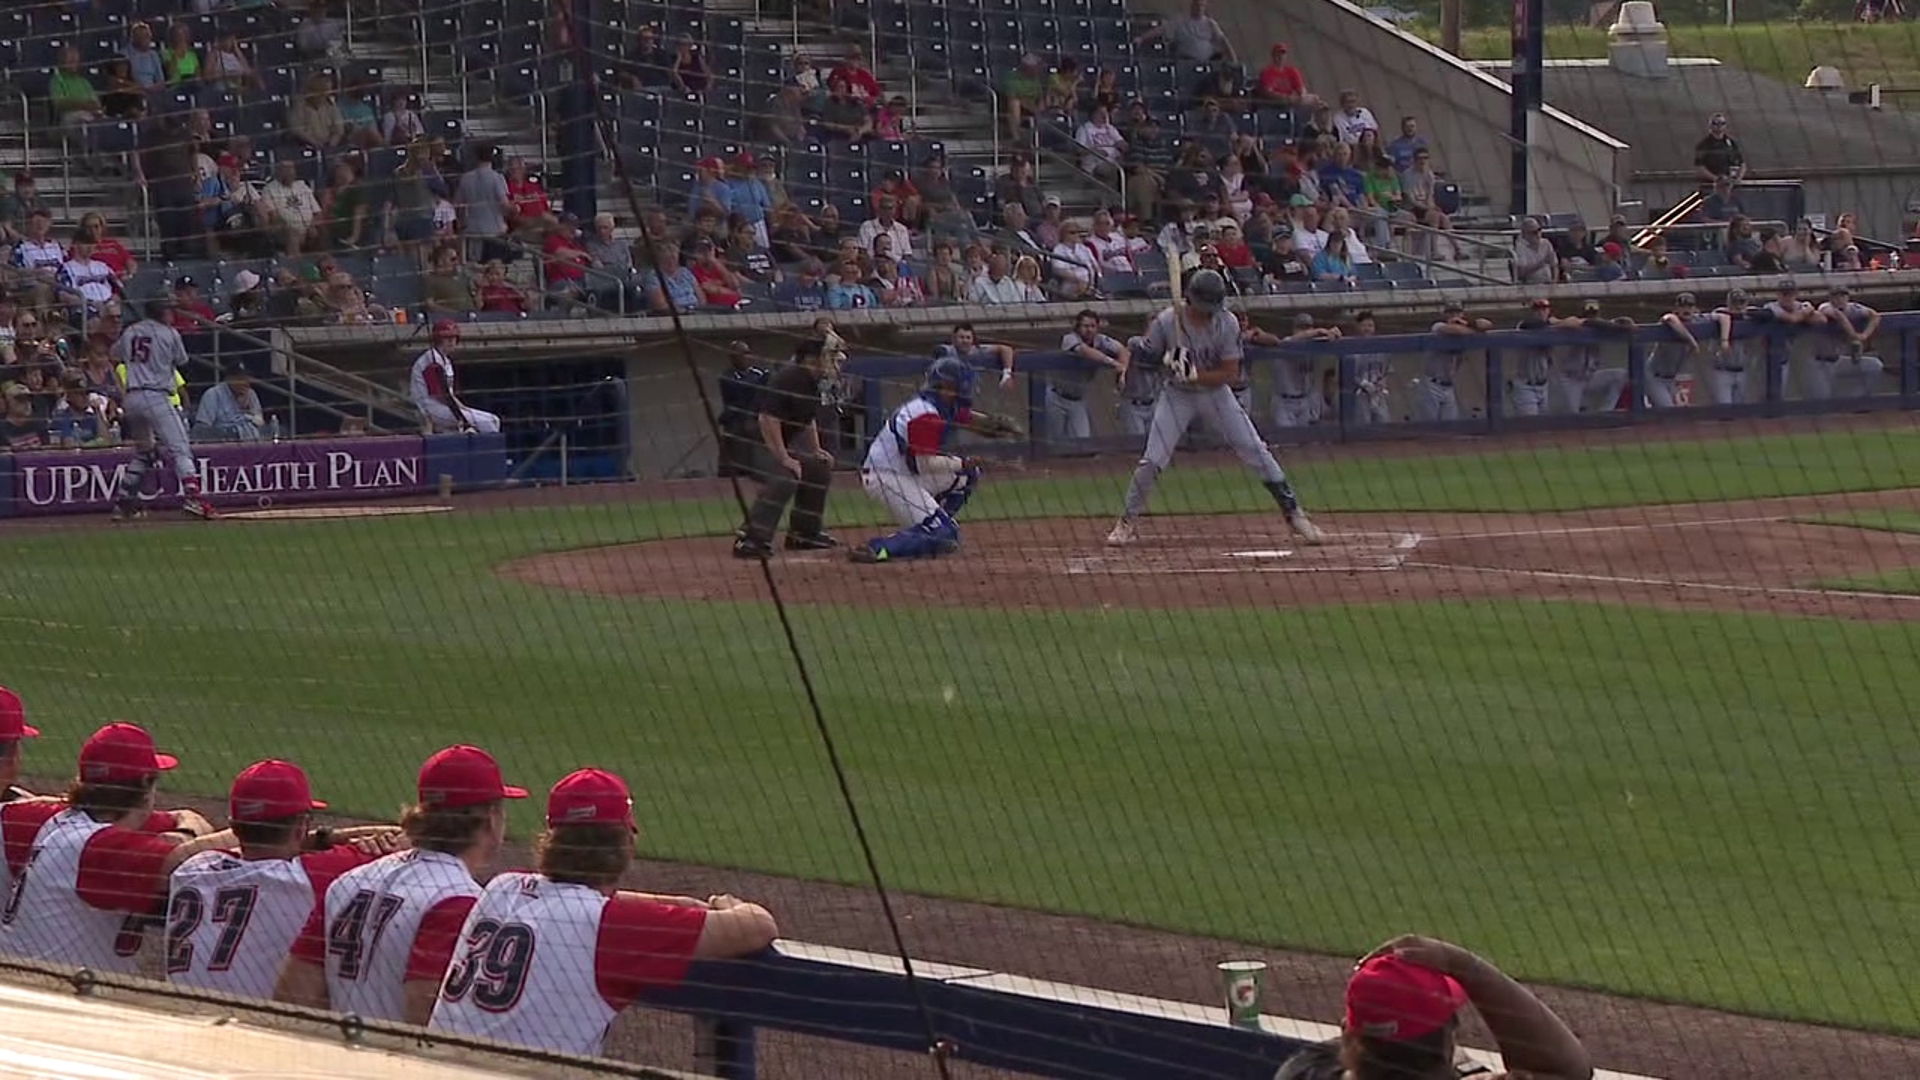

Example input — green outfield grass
[5,425,1920,1031]
[1447,22,1920,99]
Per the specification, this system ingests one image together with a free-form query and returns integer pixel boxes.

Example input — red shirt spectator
[691,256,741,307]
[506,159,551,225]
[1215,234,1257,269]
[89,234,135,276]
[1257,44,1307,99]
[831,48,883,103]
[542,227,589,283]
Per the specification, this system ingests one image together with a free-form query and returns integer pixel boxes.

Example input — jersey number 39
[440,919,536,1013]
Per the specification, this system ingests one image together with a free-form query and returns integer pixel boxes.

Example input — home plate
[1226,549,1294,559]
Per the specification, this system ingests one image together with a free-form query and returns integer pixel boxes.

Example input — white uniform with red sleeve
[0,796,63,928]
[428,871,707,1056]
[408,347,501,434]
[1,807,176,972]
[289,848,481,1021]
[166,846,380,1000]
[859,396,974,525]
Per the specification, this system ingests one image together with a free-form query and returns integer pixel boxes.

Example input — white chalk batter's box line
[1063,533,1422,576]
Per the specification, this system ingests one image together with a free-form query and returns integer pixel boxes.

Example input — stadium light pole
[1510,0,1545,218]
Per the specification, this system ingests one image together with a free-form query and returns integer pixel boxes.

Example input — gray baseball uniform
[1122,305,1289,520]
[1420,323,1464,421]
[1511,317,1553,417]
[1270,350,1317,429]
[1807,300,1883,399]
[1645,325,1693,409]
[1714,309,1760,404]
[1051,330,1121,441]
[1350,350,1391,425]
[112,318,198,481]
[1117,335,1162,436]
[1551,331,1627,414]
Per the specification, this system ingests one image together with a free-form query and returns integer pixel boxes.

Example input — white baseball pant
[421,400,503,434]
[1802,355,1884,399]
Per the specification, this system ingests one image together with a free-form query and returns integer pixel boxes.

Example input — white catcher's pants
[421,400,502,434]
[862,467,944,527]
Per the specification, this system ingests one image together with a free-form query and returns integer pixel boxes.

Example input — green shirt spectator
[162,24,202,84]
[1363,164,1403,212]
[1003,58,1044,109]
[48,48,101,124]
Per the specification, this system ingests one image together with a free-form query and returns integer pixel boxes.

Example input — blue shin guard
[868,509,960,560]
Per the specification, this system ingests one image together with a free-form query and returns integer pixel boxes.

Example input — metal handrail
[16,90,31,183]
[985,85,1001,174]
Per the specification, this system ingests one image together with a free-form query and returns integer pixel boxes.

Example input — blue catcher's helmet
[922,354,977,407]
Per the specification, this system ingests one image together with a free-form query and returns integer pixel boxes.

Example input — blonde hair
[1013,255,1041,282]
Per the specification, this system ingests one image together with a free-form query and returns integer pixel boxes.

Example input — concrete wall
[1170,0,1630,222]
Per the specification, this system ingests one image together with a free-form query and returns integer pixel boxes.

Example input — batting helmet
[431,318,461,342]
[1186,269,1228,314]
[922,355,977,401]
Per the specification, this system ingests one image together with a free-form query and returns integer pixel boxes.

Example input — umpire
[715,340,767,477]
[732,335,841,559]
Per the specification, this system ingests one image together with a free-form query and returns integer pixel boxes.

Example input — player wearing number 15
[165,761,402,1001]
[428,769,779,1057]
[275,745,527,1024]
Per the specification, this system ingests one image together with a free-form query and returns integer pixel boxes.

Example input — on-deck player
[410,320,502,434]
[1105,269,1323,547]
[848,356,984,564]
[2,723,234,972]
[427,768,779,1056]
[276,744,526,1024]
[110,297,216,521]
[166,761,404,1000]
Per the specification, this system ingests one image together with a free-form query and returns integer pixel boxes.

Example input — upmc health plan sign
[9,437,430,516]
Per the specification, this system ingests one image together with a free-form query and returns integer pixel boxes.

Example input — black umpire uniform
[733,337,838,559]
[716,341,767,478]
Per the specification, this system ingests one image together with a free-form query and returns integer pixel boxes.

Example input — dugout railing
[842,308,1920,462]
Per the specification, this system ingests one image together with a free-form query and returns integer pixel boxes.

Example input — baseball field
[5,416,1920,1067]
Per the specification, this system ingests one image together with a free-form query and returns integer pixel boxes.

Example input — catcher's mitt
[1163,347,1198,386]
[966,410,1025,439]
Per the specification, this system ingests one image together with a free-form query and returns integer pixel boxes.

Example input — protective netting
[0,1,1916,1079]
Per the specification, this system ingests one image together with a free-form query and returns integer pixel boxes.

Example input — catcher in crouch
[1106,268,1323,546]
[848,355,1023,563]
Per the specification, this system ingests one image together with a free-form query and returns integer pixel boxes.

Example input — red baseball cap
[1344,955,1468,1041]
[431,317,460,341]
[417,745,527,809]
[545,768,635,829]
[78,722,178,785]
[230,759,328,823]
[0,686,40,740]
[1272,42,1289,55]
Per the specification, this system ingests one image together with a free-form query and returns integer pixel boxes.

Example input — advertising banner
[9,437,430,516]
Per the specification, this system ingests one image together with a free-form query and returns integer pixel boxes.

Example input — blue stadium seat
[1382,261,1425,281]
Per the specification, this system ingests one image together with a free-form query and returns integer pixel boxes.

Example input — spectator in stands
[221,270,270,329]
[761,82,809,147]
[1783,218,1821,268]
[59,235,119,319]
[1317,143,1365,210]
[872,256,923,308]
[669,38,711,97]
[969,250,1024,304]
[381,89,426,146]
[0,382,48,449]
[1724,214,1760,268]
[1214,220,1255,270]
[876,96,913,143]
[831,45,883,104]
[1311,232,1356,283]
[505,157,557,252]
[994,155,1045,221]
[774,257,829,311]
[541,217,595,313]
[126,22,166,90]
[1829,228,1863,270]
[1136,0,1237,64]
[474,260,529,315]
[205,31,262,95]
[1221,151,1257,220]
[0,173,48,244]
[100,60,143,119]
[1693,112,1744,187]
[261,159,323,256]
[1255,43,1319,109]
[296,0,347,59]
[162,22,202,86]
[1164,145,1219,214]
[581,213,640,313]
[75,336,119,405]
[1050,220,1100,299]
[1333,90,1379,145]
[200,153,265,257]
[870,168,922,230]
[1088,209,1146,273]
[726,154,774,248]
[826,258,877,309]
[320,159,376,251]
[457,144,514,264]
[1085,68,1123,116]
[73,213,134,279]
[1591,242,1629,282]
[1003,54,1048,139]
[1360,155,1410,249]
[48,47,102,137]
[622,24,674,89]
[1385,116,1427,173]
[1188,98,1236,160]
[288,74,346,151]
[640,242,700,314]
[1011,255,1049,301]
[1701,175,1743,222]
[726,217,777,283]
[1261,231,1311,284]
[1122,108,1173,222]
[1191,62,1245,107]
[768,204,821,264]
[423,244,477,314]
[1035,196,1066,250]
[50,373,112,448]
[171,276,217,326]
[818,77,874,143]
[381,143,438,264]
[191,368,265,442]
[1552,219,1599,270]
[1001,203,1046,260]
[1272,935,1592,1080]
[1511,217,1557,285]
[1076,105,1127,186]
[12,210,65,310]
[858,196,914,259]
